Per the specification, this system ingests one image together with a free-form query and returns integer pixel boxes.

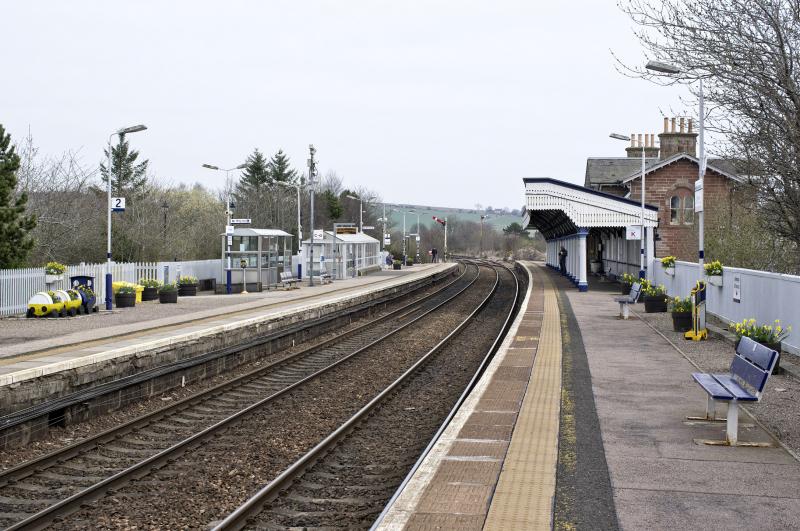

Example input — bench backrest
[731,336,778,396]
[629,282,642,302]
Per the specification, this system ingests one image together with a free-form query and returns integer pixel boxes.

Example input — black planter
[159,291,178,303]
[621,282,632,295]
[142,287,159,301]
[178,284,198,296]
[644,295,668,313]
[736,338,783,374]
[393,264,401,270]
[115,292,136,308]
[672,311,693,332]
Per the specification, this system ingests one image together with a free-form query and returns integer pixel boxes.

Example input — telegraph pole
[308,144,317,286]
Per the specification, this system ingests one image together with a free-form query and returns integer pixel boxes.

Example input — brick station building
[584,117,742,261]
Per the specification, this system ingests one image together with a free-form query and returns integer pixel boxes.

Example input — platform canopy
[522,177,659,291]
[522,177,658,239]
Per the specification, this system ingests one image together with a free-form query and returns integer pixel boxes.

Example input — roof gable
[620,153,743,184]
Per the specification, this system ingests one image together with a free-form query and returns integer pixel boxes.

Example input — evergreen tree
[0,125,36,268]
[235,149,269,196]
[266,149,298,183]
[99,135,149,197]
[323,190,343,220]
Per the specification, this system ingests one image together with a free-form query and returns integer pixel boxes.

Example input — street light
[412,210,420,263]
[645,60,706,278]
[203,162,246,294]
[345,194,363,232]
[106,124,147,310]
[274,180,303,264]
[609,133,647,280]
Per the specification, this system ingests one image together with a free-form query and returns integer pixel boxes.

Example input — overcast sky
[3,1,686,210]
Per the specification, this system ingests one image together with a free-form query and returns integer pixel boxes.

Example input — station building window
[669,189,694,225]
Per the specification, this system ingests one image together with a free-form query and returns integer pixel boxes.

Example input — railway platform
[0,263,455,418]
[378,262,800,530]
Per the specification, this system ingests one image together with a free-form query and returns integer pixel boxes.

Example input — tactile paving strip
[483,264,562,530]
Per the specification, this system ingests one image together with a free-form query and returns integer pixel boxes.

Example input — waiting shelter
[220,227,292,292]
[301,231,381,280]
[522,177,659,291]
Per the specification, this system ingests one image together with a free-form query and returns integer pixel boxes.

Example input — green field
[382,204,521,233]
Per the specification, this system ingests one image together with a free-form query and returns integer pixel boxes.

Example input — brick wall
[628,159,733,261]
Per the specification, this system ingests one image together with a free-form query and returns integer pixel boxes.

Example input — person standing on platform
[559,246,568,275]
[431,248,438,263]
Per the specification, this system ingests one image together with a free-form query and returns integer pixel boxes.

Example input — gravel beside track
[243,264,520,529]
[41,264,496,530]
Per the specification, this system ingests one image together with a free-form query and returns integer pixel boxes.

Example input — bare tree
[620,0,800,271]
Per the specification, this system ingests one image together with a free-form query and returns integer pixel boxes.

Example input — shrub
[159,282,178,294]
[406,258,414,265]
[669,296,692,313]
[139,278,162,288]
[392,260,401,266]
[76,284,95,298]
[660,256,676,268]
[45,261,66,275]
[621,272,637,284]
[643,283,666,297]
[704,260,723,276]
[730,319,792,345]
[116,285,137,295]
[67,289,81,301]
[178,275,198,286]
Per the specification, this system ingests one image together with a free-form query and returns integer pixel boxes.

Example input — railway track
[214,262,521,530]
[0,261,493,530]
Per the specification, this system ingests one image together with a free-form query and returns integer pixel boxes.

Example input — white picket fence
[0,259,222,317]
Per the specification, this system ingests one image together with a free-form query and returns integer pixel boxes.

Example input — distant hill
[382,203,522,232]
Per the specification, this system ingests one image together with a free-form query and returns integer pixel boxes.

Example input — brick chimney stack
[625,131,659,158]
[658,116,697,159]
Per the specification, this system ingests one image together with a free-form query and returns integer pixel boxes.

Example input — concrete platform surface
[0,263,454,387]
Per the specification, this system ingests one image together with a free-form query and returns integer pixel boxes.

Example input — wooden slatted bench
[279,271,300,289]
[690,336,779,445]
[614,282,641,320]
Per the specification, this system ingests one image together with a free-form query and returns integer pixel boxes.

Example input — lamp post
[106,124,147,310]
[610,132,647,280]
[345,194,363,232]
[402,209,408,265]
[202,162,246,294]
[161,201,169,243]
[308,144,318,287]
[645,60,705,278]
[413,210,420,263]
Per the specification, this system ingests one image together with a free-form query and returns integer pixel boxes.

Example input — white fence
[652,260,800,355]
[0,259,223,317]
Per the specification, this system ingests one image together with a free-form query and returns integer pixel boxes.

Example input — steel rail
[5,263,482,531]
[370,260,521,529]
[213,262,512,531]
[0,264,468,492]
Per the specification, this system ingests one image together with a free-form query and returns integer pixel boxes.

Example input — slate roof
[585,155,743,188]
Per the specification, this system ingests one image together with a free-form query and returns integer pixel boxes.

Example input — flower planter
[393,264,401,270]
[644,295,668,313]
[159,291,178,304]
[178,284,198,296]
[114,292,136,308]
[45,274,64,283]
[664,267,675,276]
[590,260,601,274]
[142,287,159,301]
[706,275,723,287]
[672,311,693,332]
[620,282,632,295]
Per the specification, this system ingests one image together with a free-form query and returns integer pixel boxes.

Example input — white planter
[664,267,675,276]
[706,275,723,287]
[45,274,64,284]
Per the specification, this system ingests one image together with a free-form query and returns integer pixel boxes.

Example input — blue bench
[691,336,778,445]
[614,282,641,320]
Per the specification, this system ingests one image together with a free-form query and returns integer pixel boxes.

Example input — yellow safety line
[484,264,561,530]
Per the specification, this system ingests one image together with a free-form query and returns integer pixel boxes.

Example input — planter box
[178,284,198,296]
[159,291,178,303]
[706,275,723,287]
[590,261,602,274]
[644,295,668,313]
[45,274,64,283]
[393,264,401,270]
[114,292,136,308]
[620,282,632,295]
[664,267,675,276]
[672,311,692,332]
[142,287,159,301]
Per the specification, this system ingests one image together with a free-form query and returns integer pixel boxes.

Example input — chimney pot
[671,118,676,133]
[631,133,635,147]
[688,119,693,133]
[663,117,668,133]
[650,133,655,147]
[679,117,685,133]
[637,133,643,147]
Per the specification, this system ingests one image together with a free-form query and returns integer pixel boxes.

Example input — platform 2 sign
[111,197,125,212]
